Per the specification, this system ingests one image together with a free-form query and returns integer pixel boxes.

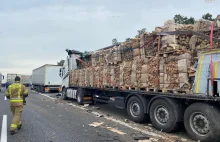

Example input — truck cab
[60,49,81,98]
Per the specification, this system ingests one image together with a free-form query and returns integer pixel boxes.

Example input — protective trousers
[10,105,23,131]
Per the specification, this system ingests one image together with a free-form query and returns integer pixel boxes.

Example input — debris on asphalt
[181,138,187,142]
[92,106,100,110]
[59,115,62,117]
[131,133,150,140]
[92,112,104,117]
[86,109,92,113]
[106,127,126,135]
[149,138,159,142]
[89,122,104,127]
[84,104,89,107]
[56,93,61,97]
[138,140,152,142]
[124,119,129,123]
[42,99,46,100]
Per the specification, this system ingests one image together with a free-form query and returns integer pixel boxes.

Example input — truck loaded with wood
[59,16,220,142]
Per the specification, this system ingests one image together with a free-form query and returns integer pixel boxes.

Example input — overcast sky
[0,0,219,82]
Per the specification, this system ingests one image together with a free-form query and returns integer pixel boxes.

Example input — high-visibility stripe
[214,62,218,78]
[196,54,205,93]
[10,100,23,103]
[10,124,17,128]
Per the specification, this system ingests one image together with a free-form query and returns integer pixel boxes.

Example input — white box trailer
[7,74,31,87]
[32,64,62,93]
[0,73,4,91]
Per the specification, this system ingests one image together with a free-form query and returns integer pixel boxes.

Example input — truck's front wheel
[62,88,68,100]
[184,103,220,142]
[76,88,85,105]
[127,96,147,123]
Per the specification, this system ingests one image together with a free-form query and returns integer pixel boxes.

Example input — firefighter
[5,76,28,135]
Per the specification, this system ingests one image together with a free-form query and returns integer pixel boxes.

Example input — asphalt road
[0,89,165,142]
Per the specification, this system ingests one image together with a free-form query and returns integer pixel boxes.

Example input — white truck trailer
[32,64,62,93]
[7,74,31,87]
[0,73,4,91]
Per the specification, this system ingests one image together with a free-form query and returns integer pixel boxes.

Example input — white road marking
[4,96,6,101]
[1,115,7,142]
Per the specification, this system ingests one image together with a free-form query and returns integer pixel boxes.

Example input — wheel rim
[189,112,210,136]
[154,105,169,125]
[62,89,65,98]
[77,94,81,103]
[130,102,140,117]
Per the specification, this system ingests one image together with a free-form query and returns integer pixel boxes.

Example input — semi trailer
[59,20,220,141]
[32,64,62,93]
[0,73,4,91]
[59,48,220,142]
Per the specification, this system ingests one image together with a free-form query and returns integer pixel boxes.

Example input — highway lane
[0,89,164,142]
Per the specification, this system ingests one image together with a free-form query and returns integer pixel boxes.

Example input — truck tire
[184,103,220,142]
[127,96,147,123]
[149,99,179,132]
[76,88,85,105]
[62,88,68,100]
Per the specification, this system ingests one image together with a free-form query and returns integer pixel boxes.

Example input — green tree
[174,14,195,24]
[57,60,65,66]
[136,28,146,38]
[112,38,118,45]
[202,13,215,21]
[126,38,131,42]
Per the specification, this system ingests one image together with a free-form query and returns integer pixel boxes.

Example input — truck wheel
[76,88,85,105]
[127,96,147,123]
[62,88,68,100]
[149,99,179,132]
[184,103,220,142]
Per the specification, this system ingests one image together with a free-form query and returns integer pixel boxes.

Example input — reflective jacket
[5,81,28,106]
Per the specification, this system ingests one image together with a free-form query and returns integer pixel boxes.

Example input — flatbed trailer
[60,28,220,141]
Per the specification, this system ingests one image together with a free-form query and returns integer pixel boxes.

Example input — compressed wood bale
[165,61,178,75]
[99,50,105,66]
[131,38,140,49]
[147,57,160,88]
[159,58,165,73]
[140,74,148,87]
[85,68,89,86]
[134,56,140,60]
[103,66,108,86]
[164,73,179,89]
[114,65,120,86]
[81,69,86,86]
[119,62,126,86]
[179,73,189,87]
[160,73,164,84]
[123,61,133,87]
[133,48,140,57]
[131,60,137,87]
[108,65,114,86]
[89,68,94,86]
[178,59,190,73]
[113,46,121,64]
[175,24,194,31]
[161,20,177,50]
[137,59,145,87]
